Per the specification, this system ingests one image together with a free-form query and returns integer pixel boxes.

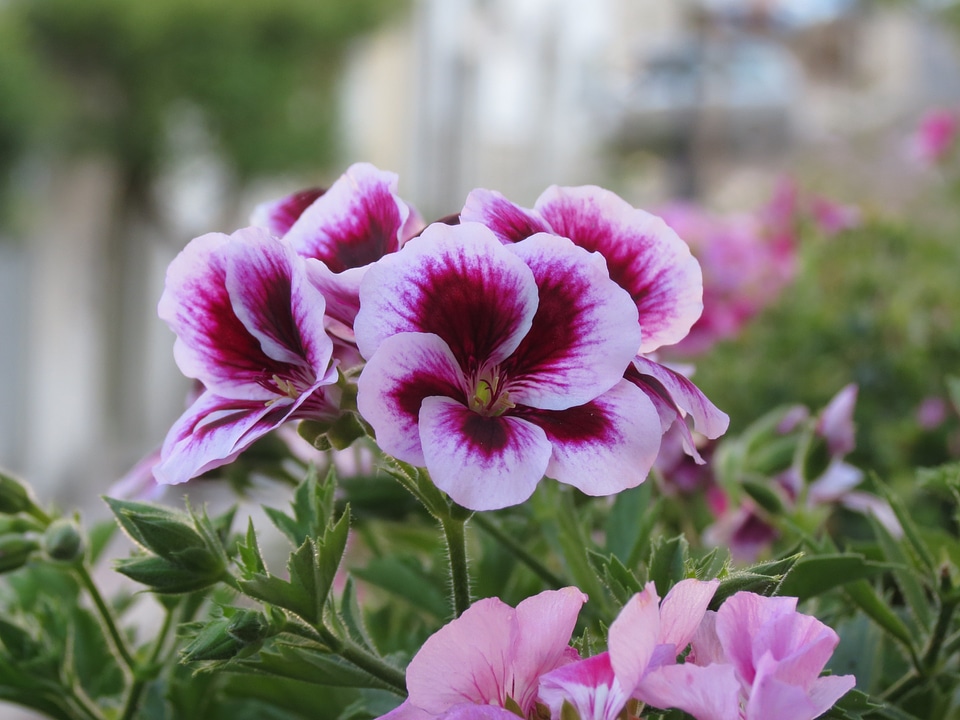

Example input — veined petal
[159,231,274,399]
[504,234,640,409]
[355,222,538,368]
[745,653,819,720]
[357,333,465,466]
[304,260,365,335]
[512,587,589,713]
[658,578,720,652]
[284,162,420,272]
[715,593,799,686]
[460,188,552,242]
[529,380,660,497]
[154,390,291,485]
[629,356,729,440]
[535,185,703,353]
[635,662,740,720]
[226,228,332,375]
[419,397,552,511]
[608,584,661,694]
[806,675,857,718]
[539,653,630,720]
[405,596,520,713]
[439,705,523,720]
[250,187,325,237]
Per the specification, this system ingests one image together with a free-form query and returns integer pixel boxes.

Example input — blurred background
[1,0,959,506]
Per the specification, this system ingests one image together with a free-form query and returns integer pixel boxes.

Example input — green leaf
[741,477,787,515]
[647,535,689,595]
[844,579,916,650]
[710,571,782,610]
[115,555,221,594]
[353,556,449,621]
[866,514,933,632]
[873,475,936,573]
[777,554,898,601]
[604,482,654,567]
[237,518,267,578]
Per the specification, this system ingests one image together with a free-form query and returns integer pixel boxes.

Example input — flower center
[468,365,515,417]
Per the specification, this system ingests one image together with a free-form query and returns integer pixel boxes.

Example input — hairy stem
[75,565,137,673]
[440,509,472,618]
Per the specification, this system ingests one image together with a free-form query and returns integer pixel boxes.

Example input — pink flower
[909,109,959,166]
[381,588,587,720]
[355,222,663,511]
[155,227,340,485]
[460,185,728,464]
[252,162,425,344]
[537,579,724,720]
[675,592,857,720]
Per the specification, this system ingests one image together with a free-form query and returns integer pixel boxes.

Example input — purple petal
[154,390,291,485]
[629,356,729,440]
[715,593,799,686]
[159,231,275,399]
[635,663,740,720]
[503,234,640,409]
[806,675,857,718]
[304,260,365,336]
[658,578,720,651]
[528,380,661,496]
[745,653,819,720]
[250,187,325,237]
[539,653,629,720]
[226,230,333,376]
[284,162,422,272]
[439,705,523,720]
[534,186,703,353]
[355,222,538,368]
[608,584,661,693]
[419,397,552,511]
[460,188,552,242]
[816,384,858,457]
[807,460,862,505]
[356,333,466,466]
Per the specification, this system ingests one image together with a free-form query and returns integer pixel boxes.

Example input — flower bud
[0,533,37,573]
[226,609,269,644]
[0,472,36,516]
[43,518,85,563]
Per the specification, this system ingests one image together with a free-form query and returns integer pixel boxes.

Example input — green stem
[283,622,407,694]
[440,507,472,618]
[119,606,176,720]
[75,565,137,673]
[472,513,564,589]
[920,594,960,674]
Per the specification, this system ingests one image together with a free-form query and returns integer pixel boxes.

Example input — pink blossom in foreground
[355,222,663,511]
[909,109,959,166]
[671,592,857,720]
[460,186,728,465]
[538,579,725,720]
[154,227,340,485]
[251,162,425,345]
[380,588,587,720]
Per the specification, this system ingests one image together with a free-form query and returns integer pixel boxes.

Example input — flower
[355,222,663,511]
[381,588,587,720]
[538,579,722,720]
[673,592,857,720]
[252,162,425,344]
[459,185,728,461]
[908,108,959,166]
[154,227,340,485]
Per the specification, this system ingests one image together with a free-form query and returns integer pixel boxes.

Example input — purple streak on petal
[357,333,465,466]
[159,232,274,399]
[504,234,640,410]
[608,584,661,694]
[535,185,703,353]
[528,380,660,496]
[284,162,419,272]
[154,390,291,485]
[658,578,720,652]
[250,187,326,237]
[226,229,329,374]
[629,356,729,440]
[419,396,552,511]
[635,663,740,720]
[355,223,538,368]
[538,652,629,720]
[460,188,552,243]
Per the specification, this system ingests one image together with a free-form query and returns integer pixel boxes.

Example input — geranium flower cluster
[153,163,728,510]
[382,582,855,720]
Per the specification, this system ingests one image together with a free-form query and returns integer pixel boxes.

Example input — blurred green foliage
[0,0,402,227]
[693,216,960,480]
